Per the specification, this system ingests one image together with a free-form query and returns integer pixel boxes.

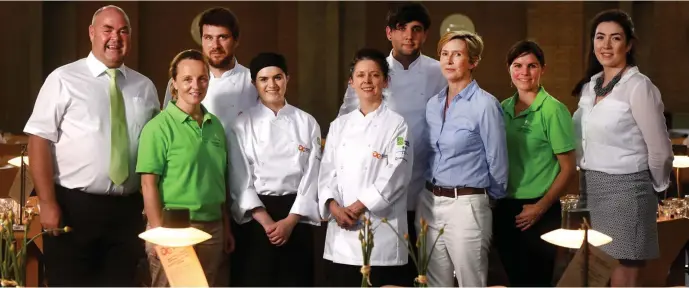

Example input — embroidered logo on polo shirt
[210,134,223,147]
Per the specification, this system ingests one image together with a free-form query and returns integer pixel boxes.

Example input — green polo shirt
[136,102,227,221]
[501,87,575,199]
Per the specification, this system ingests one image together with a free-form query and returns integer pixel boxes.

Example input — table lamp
[138,207,211,247]
[671,155,689,199]
[541,209,612,286]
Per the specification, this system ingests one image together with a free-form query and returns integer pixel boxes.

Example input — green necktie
[106,69,129,185]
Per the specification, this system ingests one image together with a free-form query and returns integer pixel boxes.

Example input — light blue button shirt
[425,80,508,199]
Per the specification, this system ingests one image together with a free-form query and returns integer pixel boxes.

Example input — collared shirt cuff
[319,189,336,220]
[289,196,321,226]
[358,187,389,213]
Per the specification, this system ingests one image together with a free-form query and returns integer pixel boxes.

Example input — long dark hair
[571,9,637,97]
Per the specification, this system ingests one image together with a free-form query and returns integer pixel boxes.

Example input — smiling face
[509,53,544,93]
[439,38,475,82]
[89,7,130,68]
[349,59,388,103]
[254,66,288,107]
[172,59,209,106]
[593,21,631,69]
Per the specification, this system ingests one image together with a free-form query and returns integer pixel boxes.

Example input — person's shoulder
[626,69,657,90]
[540,95,571,118]
[291,105,319,125]
[141,110,169,133]
[420,54,439,65]
[383,106,407,127]
[47,58,88,80]
[234,62,252,78]
[541,93,568,110]
[474,86,501,106]
[124,66,156,87]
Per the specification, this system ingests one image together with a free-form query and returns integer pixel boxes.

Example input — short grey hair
[91,5,131,27]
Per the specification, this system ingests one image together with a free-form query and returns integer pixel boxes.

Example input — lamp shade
[673,155,689,168]
[138,208,211,247]
[541,209,612,249]
[7,156,28,167]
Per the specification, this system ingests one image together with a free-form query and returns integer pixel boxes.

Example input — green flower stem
[381,221,420,272]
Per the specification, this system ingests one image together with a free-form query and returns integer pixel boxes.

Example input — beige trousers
[146,221,229,287]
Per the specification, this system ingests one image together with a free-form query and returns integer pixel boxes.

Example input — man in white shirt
[24,6,159,286]
[337,3,445,284]
[162,7,258,131]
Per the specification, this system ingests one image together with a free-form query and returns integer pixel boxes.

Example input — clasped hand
[329,200,366,229]
[263,214,300,247]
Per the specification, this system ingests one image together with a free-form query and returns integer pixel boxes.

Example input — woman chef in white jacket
[228,52,322,286]
[319,48,413,287]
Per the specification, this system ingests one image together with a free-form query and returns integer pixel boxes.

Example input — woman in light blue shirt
[416,31,508,287]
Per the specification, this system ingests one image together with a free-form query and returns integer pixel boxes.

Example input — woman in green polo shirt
[493,40,577,287]
[136,49,234,287]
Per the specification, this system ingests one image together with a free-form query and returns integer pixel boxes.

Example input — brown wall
[3,1,689,134]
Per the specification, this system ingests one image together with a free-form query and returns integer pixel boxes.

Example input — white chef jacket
[163,58,258,131]
[24,52,160,195]
[573,66,673,191]
[319,103,413,266]
[338,52,445,211]
[228,102,322,226]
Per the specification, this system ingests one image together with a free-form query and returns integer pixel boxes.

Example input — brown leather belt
[425,181,484,198]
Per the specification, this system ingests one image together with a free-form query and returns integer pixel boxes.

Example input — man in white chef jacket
[336,3,445,284]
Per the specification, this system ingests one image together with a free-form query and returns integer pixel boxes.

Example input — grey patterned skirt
[579,169,659,260]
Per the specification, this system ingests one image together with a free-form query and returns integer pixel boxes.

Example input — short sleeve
[23,71,69,142]
[544,102,576,154]
[136,119,168,175]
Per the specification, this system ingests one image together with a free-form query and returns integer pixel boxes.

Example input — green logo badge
[396,136,404,146]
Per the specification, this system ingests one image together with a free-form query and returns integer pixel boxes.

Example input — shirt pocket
[129,97,150,139]
[598,98,630,132]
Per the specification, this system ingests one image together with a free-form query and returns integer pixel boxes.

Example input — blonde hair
[437,30,484,65]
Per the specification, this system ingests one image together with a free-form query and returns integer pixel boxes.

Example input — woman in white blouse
[572,9,672,287]
[228,52,321,286]
[319,48,413,287]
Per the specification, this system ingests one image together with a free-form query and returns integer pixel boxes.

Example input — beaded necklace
[594,67,627,97]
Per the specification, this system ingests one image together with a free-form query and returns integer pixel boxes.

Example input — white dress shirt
[163,59,258,132]
[319,103,413,266]
[338,52,445,211]
[573,66,673,191]
[24,52,160,195]
[229,102,322,226]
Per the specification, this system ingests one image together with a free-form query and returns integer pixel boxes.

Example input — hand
[146,243,159,260]
[346,201,367,218]
[267,214,300,246]
[329,200,357,229]
[39,200,62,236]
[223,222,235,253]
[515,203,548,231]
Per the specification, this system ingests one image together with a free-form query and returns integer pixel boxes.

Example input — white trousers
[415,189,492,287]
